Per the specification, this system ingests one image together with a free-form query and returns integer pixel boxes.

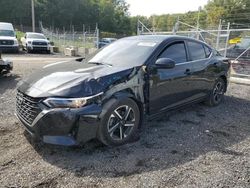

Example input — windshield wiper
[88,62,112,66]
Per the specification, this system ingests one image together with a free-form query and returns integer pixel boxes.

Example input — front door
[149,41,195,115]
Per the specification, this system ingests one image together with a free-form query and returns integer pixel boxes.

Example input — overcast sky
[126,0,208,17]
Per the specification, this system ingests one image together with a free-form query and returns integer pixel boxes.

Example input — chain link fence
[40,22,99,57]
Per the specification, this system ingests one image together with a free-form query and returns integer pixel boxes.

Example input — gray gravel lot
[0,54,250,188]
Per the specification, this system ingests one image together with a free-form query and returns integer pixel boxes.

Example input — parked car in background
[0,22,19,53]
[16,35,230,147]
[96,38,117,48]
[21,32,50,53]
[227,37,250,59]
[0,52,13,74]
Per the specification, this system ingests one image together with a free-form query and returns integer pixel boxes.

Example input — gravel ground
[231,60,250,75]
[0,55,250,188]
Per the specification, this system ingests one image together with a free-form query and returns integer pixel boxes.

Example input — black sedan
[16,35,230,146]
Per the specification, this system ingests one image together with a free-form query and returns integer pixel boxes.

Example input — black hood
[18,60,135,98]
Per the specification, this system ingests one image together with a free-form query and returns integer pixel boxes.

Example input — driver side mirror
[155,58,176,69]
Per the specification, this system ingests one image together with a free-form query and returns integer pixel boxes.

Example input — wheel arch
[219,75,228,92]
[105,89,145,130]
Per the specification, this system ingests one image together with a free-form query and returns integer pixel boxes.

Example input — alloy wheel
[213,81,224,104]
[107,105,136,141]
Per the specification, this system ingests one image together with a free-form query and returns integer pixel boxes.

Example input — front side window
[188,41,206,61]
[159,42,187,64]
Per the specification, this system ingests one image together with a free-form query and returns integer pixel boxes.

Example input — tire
[26,45,32,53]
[46,50,50,54]
[97,97,140,146]
[205,78,226,107]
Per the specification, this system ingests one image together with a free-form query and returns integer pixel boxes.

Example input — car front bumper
[16,103,102,146]
[0,45,19,52]
[0,59,13,72]
[27,45,50,51]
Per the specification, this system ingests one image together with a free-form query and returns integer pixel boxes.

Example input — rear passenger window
[160,42,187,64]
[204,46,212,58]
[188,42,206,60]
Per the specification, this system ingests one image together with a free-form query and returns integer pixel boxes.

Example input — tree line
[0,0,250,35]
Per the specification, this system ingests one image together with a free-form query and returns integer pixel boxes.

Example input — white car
[0,22,19,53]
[21,32,50,53]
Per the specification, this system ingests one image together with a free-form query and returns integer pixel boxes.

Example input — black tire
[97,97,140,146]
[26,45,32,53]
[205,78,226,106]
[46,50,50,54]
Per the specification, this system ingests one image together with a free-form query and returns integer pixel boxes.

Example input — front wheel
[205,78,226,106]
[98,98,140,146]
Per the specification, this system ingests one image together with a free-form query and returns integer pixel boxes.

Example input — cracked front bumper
[16,104,102,146]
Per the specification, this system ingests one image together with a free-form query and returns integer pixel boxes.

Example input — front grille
[32,41,47,46]
[0,40,14,45]
[16,91,42,126]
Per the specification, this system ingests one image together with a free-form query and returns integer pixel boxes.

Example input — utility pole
[216,19,222,50]
[31,0,35,32]
[196,6,201,39]
[224,22,231,58]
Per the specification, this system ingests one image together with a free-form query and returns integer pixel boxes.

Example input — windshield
[0,30,15,37]
[235,38,250,49]
[27,34,46,39]
[88,39,159,67]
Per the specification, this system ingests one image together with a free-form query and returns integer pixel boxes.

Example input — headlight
[43,92,103,108]
[28,41,32,44]
[14,40,18,45]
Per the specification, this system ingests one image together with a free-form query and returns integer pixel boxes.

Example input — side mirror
[47,38,50,40]
[155,58,176,69]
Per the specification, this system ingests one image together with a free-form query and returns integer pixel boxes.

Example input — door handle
[213,62,219,67]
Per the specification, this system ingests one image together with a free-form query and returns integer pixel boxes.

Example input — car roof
[103,38,117,40]
[123,35,205,44]
[0,22,14,30]
[26,32,45,35]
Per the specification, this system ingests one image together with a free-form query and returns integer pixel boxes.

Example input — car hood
[0,36,16,40]
[27,39,49,43]
[18,60,135,98]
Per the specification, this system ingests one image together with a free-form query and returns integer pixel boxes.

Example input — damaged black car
[16,35,230,146]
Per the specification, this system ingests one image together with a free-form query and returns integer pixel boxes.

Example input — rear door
[186,40,214,96]
[149,40,197,115]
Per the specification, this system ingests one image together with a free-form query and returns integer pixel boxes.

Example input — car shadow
[0,73,20,95]
[27,95,250,178]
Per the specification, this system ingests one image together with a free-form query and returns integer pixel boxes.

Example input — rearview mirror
[155,58,176,69]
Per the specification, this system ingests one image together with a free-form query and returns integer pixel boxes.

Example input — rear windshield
[88,39,159,67]
[27,34,46,39]
[0,30,15,37]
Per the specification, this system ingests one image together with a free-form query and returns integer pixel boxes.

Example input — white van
[0,22,19,52]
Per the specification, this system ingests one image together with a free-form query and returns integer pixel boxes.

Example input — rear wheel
[205,78,226,106]
[98,98,140,146]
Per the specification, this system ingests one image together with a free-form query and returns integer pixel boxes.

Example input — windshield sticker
[137,42,157,47]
